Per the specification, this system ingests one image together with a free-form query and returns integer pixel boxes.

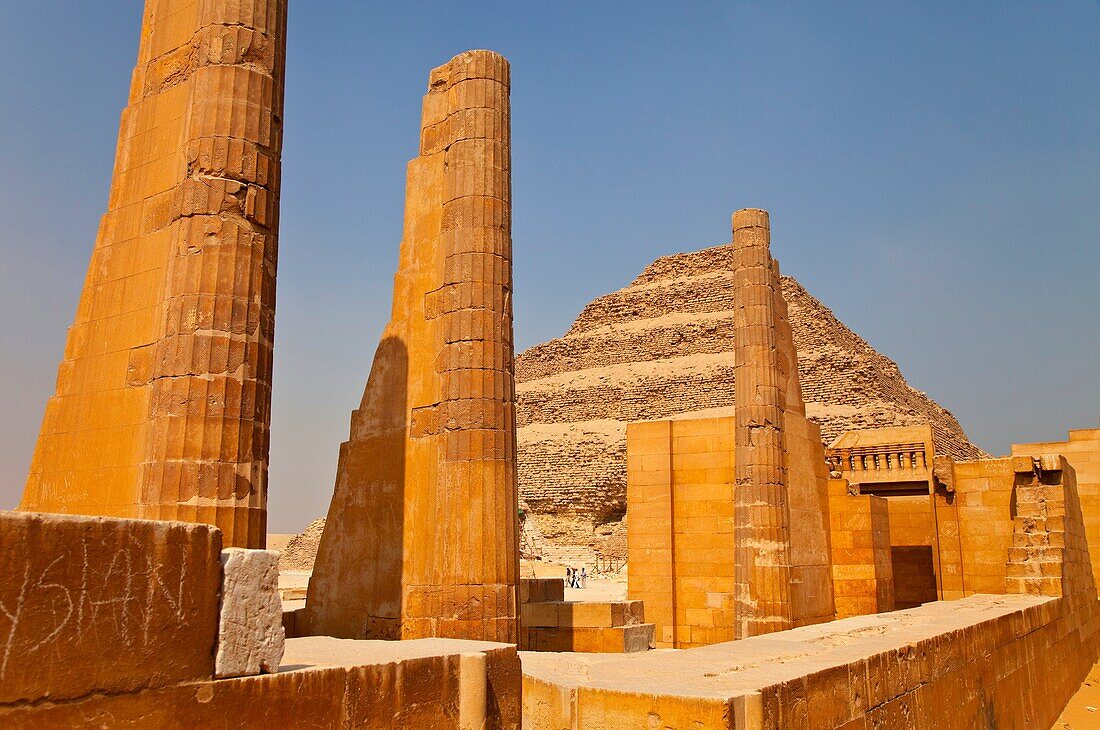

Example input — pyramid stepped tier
[516,243,985,524]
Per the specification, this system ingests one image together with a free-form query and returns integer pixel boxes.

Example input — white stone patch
[215,548,284,678]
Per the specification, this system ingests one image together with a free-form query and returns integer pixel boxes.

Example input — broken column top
[428,49,510,89]
[732,207,770,232]
[732,207,773,272]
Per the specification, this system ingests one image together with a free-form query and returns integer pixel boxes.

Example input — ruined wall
[524,454,1100,728]
[784,413,835,629]
[0,511,521,728]
[626,418,736,648]
[1012,427,1100,590]
[305,51,518,643]
[523,593,1100,729]
[626,412,833,647]
[827,448,1096,619]
[0,511,223,703]
[623,210,833,645]
[516,243,986,528]
[828,480,894,619]
[20,0,286,548]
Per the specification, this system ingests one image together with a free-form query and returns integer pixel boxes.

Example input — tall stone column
[305,50,518,643]
[731,208,794,637]
[20,0,286,548]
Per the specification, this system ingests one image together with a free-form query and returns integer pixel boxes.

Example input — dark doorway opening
[891,545,938,608]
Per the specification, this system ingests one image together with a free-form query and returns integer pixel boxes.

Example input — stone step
[520,600,645,629]
[520,623,655,653]
[520,577,565,603]
[279,586,308,601]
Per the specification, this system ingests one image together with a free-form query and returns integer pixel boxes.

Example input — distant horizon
[1,1,1096,532]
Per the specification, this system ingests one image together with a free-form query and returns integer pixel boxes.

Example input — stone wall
[522,592,1099,729]
[828,481,894,618]
[1012,427,1100,589]
[0,510,521,728]
[523,453,1100,727]
[625,412,834,648]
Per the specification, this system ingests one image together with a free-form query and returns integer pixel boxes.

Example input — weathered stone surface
[216,548,284,678]
[279,517,325,570]
[520,590,1100,729]
[731,208,795,638]
[280,637,521,729]
[305,50,518,643]
[624,210,833,647]
[519,577,565,604]
[1012,427,1100,590]
[0,510,221,705]
[514,240,987,546]
[19,0,288,548]
[828,482,895,618]
[0,514,518,725]
[625,411,834,647]
[0,638,521,729]
[0,669,347,730]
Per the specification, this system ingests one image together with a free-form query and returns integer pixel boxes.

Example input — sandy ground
[1055,660,1100,728]
[564,577,627,602]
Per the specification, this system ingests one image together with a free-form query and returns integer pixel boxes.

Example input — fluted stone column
[306,51,518,643]
[732,208,794,637]
[21,0,286,548]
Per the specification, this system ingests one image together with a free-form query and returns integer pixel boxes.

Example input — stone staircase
[518,578,654,653]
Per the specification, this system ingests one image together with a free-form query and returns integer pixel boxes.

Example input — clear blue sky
[1,2,1097,532]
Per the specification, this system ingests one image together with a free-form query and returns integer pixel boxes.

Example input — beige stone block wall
[827,425,944,608]
[1013,427,1100,589]
[3,640,522,729]
[0,510,222,705]
[626,411,833,648]
[785,412,835,627]
[885,496,939,607]
[0,511,522,728]
[523,594,1100,729]
[828,480,894,618]
[627,417,736,648]
[931,475,966,600]
[525,460,1100,727]
[952,458,1019,596]
[20,0,287,548]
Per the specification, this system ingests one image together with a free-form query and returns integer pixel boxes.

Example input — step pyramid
[515,243,986,527]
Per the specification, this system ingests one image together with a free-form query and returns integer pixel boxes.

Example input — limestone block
[0,511,221,705]
[0,668,347,729]
[216,548,285,678]
[1,637,521,728]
